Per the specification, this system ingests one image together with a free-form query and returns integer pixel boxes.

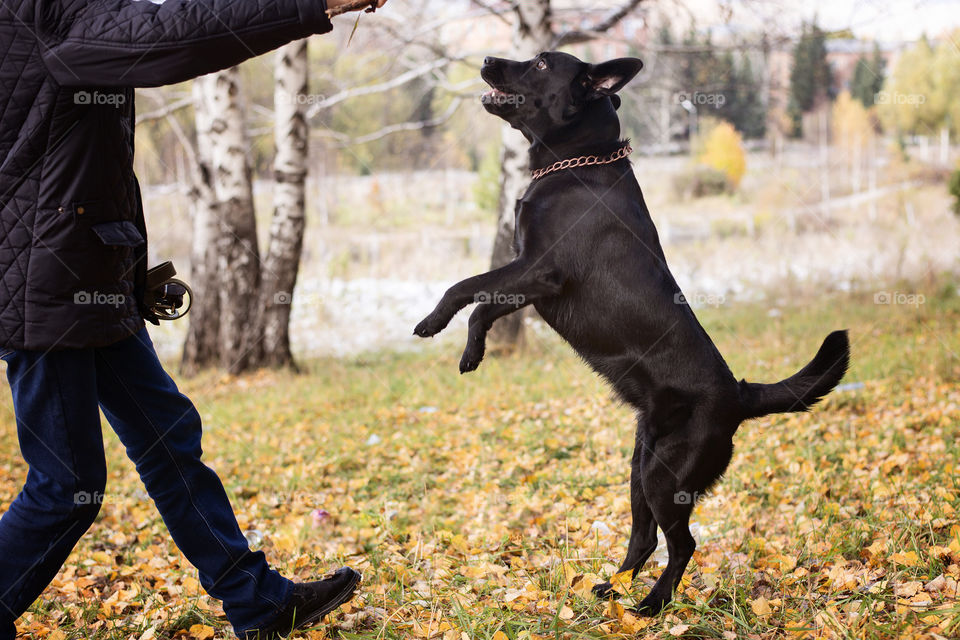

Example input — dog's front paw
[413,313,445,338]
[459,351,482,374]
[459,341,485,374]
[592,581,615,599]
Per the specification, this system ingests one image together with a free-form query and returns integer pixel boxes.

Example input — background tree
[788,22,832,136]
[253,39,311,370]
[174,5,464,373]
[697,120,746,189]
[879,32,959,164]
[850,44,886,108]
[831,90,874,193]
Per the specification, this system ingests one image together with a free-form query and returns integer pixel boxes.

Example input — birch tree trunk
[253,39,310,370]
[487,0,554,348]
[204,66,262,373]
[181,77,223,375]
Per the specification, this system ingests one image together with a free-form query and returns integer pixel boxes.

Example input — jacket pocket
[91,221,144,247]
[29,208,141,306]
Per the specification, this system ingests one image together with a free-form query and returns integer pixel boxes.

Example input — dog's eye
[536,59,548,71]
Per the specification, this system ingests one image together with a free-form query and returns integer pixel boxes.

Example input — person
[0,0,386,637]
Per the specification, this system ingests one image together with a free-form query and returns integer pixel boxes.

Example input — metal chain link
[530,144,633,181]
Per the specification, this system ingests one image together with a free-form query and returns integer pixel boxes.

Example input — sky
[440,0,960,45]
[677,0,960,42]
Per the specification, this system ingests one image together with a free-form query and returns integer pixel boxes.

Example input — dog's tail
[738,330,850,420]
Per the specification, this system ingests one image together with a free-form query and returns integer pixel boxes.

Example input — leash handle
[326,0,379,16]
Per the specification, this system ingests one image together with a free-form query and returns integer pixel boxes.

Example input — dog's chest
[513,198,534,250]
[513,186,558,250]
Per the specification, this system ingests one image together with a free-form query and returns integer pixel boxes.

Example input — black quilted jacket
[0,0,332,350]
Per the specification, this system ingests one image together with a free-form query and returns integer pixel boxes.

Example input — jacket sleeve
[37,0,333,87]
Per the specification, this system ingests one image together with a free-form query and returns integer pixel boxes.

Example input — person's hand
[326,0,387,16]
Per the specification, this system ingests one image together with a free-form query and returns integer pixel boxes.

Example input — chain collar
[530,144,633,181]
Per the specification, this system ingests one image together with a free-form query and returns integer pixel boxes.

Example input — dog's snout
[483,56,495,67]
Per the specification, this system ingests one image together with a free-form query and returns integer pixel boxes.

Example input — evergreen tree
[850,44,885,108]
[789,22,833,113]
[733,57,767,138]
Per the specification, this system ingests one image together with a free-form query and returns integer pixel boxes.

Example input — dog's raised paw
[459,345,484,373]
[413,317,439,338]
[459,355,481,374]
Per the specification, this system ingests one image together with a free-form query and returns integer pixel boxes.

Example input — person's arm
[37,0,333,87]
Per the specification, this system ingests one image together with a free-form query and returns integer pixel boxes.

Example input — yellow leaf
[891,551,920,566]
[492,632,509,640]
[610,570,634,594]
[570,573,600,599]
[558,605,574,620]
[603,600,625,620]
[750,596,773,617]
[668,623,690,636]
[620,611,652,633]
[864,539,887,557]
[189,624,215,640]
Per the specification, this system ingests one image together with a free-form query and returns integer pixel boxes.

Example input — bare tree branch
[470,0,517,24]
[305,57,453,119]
[312,97,463,147]
[135,94,192,125]
[553,0,645,47]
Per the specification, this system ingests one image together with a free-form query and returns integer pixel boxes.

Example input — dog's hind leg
[593,422,658,598]
[633,450,696,615]
[633,427,733,615]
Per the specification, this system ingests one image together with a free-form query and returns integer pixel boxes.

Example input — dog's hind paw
[632,593,670,617]
[592,581,615,598]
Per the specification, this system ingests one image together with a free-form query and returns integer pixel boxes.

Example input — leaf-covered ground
[3,283,960,639]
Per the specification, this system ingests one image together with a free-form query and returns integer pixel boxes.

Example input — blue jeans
[0,329,292,637]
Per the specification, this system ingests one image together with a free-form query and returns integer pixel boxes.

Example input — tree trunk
[486,0,554,348]
[253,39,310,370]
[181,76,223,375]
[205,67,262,374]
[941,125,951,167]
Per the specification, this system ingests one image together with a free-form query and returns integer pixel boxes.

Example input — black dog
[414,52,850,614]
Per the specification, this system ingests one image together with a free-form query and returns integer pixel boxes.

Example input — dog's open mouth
[480,87,524,107]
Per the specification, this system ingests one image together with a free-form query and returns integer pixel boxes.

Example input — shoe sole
[290,568,362,633]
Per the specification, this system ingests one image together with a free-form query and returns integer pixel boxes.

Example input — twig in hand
[325,0,379,17]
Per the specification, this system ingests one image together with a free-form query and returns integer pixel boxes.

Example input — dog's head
[480,52,643,143]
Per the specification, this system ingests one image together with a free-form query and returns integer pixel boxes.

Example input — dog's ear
[583,58,644,99]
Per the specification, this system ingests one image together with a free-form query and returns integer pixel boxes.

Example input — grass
[3,281,960,639]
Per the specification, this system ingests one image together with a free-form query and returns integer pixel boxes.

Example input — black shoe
[242,567,362,639]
